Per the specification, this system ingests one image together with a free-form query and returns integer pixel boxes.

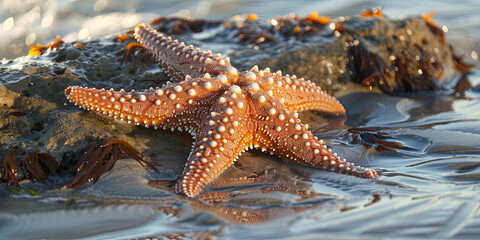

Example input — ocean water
[1,0,480,239]
[2,0,480,59]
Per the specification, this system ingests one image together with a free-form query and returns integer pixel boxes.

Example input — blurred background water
[1,0,479,60]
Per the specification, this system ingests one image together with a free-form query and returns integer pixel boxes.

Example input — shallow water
[1,0,480,239]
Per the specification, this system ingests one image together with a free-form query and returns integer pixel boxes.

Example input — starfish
[65,23,378,197]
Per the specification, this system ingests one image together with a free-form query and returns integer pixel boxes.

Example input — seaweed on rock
[63,138,157,188]
[0,139,157,189]
[22,149,58,183]
[1,147,19,187]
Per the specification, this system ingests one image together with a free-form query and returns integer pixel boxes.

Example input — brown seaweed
[336,127,406,152]
[22,149,58,183]
[1,147,19,187]
[349,41,393,93]
[1,147,58,187]
[1,138,157,190]
[64,138,157,188]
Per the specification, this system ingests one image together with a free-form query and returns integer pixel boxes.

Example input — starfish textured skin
[65,23,378,197]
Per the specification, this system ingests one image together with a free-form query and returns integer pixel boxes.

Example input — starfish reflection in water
[65,23,378,197]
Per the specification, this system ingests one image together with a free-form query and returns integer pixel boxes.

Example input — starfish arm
[242,66,345,115]
[176,89,254,197]
[65,75,227,129]
[135,23,236,83]
[250,91,377,178]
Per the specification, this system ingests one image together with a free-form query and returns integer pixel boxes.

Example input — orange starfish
[65,23,378,197]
